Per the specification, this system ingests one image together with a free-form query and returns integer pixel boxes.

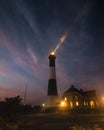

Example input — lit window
[60,100,67,108]
[76,101,79,106]
[61,101,65,106]
[42,103,45,107]
[64,97,67,101]
[70,101,73,108]
[84,102,86,106]
[102,97,104,103]
[90,100,95,108]
[102,97,104,101]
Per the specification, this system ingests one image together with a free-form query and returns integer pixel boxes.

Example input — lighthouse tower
[46,51,58,107]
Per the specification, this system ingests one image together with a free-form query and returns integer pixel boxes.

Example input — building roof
[83,90,97,98]
[64,85,97,99]
[64,85,80,94]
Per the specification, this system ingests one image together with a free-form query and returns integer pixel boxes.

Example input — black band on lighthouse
[47,79,58,95]
[49,55,56,67]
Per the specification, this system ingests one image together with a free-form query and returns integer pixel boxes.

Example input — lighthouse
[46,51,58,107]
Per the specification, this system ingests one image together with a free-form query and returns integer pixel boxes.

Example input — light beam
[53,33,67,54]
[53,1,92,54]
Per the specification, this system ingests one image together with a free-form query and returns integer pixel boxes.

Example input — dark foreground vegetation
[0,96,104,130]
[0,96,42,129]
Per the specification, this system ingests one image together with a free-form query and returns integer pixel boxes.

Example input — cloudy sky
[0,0,104,105]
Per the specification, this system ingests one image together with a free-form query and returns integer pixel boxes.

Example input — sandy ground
[22,112,104,130]
[1,112,104,130]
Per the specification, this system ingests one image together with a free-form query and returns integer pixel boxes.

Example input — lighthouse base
[46,95,58,108]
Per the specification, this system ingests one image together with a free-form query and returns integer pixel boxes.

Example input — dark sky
[0,0,104,105]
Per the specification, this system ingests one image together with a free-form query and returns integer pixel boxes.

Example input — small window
[84,102,86,106]
[70,101,73,108]
[90,100,95,108]
[76,101,79,106]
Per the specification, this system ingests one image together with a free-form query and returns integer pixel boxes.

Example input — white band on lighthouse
[49,67,56,79]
